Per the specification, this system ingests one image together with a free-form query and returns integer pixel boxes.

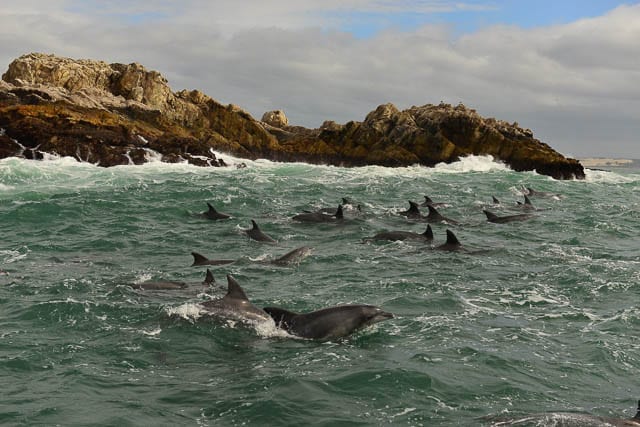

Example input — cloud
[0,1,638,157]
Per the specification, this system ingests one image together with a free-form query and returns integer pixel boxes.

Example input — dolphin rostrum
[245,220,277,243]
[293,205,344,223]
[483,209,533,223]
[263,304,394,341]
[366,225,433,242]
[191,251,235,266]
[201,203,231,220]
[201,275,272,323]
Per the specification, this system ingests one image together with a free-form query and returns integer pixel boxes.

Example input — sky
[1,0,639,158]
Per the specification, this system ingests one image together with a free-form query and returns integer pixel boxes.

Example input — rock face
[0,53,584,179]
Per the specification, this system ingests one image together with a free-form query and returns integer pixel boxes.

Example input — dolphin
[191,251,235,266]
[420,195,447,208]
[129,269,214,290]
[313,198,361,214]
[201,275,272,323]
[263,304,394,341]
[524,186,562,199]
[399,201,425,220]
[366,225,433,242]
[483,400,640,426]
[245,220,277,243]
[435,229,464,252]
[270,246,313,266]
[201,203,231,220]
[515,194,536,210]
[483,209,533,223]
[129,279,187,290]
[426,205,459,225]
[293,205,344,223]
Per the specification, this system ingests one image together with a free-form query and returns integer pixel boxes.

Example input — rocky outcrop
[0,53,584,179]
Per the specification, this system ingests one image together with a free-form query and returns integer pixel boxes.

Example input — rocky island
[0,53,584,179]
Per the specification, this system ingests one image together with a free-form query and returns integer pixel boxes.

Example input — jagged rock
[0,53,584,179]
[261,110,289,128]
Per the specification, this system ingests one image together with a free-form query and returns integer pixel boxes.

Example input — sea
[1,152,638,426]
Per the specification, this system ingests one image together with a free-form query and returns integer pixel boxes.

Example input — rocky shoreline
[0,53,584,179]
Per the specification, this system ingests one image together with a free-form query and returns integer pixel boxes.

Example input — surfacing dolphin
[191,251,235,266]
[483,209,533,223]
[293,205,344,223]
[312,198,360,214]
[426,205,460,225]
[524,186,562,199]
[200,275,272,323]
[201,203,231,220]
[365,225,433,242]
[129,269,214,290]
[515,194,536,210]
[420,195,447,208]
[483,400,640,426]
[269,246,313,266]
[399,201,425,220]
[263,304,394,341]
[245,220,277,243]
[435,229,464,252]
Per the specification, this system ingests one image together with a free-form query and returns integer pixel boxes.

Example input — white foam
[165,302,204,320]
[584,168,638,184]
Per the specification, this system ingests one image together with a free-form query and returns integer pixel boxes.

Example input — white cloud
[0,1,638,157]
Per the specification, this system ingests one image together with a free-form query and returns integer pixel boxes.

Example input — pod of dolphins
[129,186,640,423]
[133,187,558,338]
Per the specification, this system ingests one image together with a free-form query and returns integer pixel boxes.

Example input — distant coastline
[579,158,638,168]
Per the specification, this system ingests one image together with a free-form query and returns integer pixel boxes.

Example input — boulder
[261,110,289,128]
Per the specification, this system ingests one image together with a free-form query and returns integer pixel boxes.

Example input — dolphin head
[359,305,394,327]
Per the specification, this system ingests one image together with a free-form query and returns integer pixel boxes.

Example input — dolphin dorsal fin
[191,251,209,265]
[427,205,442,219]
[634,400,640,420]
[483,210,499,221]
[203,269,215,285]
[524,195,533,205]
[424,195,433,203]
[251,220,260,230]
[446,229,460,246]
[225,275,249,300]
[492,196,500,204]
[207,203,217,213]
[424,224,433,239]
[334,204,344,219]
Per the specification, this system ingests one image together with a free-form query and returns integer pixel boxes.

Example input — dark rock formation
[0,53,584,179]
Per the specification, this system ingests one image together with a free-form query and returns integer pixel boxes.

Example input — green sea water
[1,153,639,426]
